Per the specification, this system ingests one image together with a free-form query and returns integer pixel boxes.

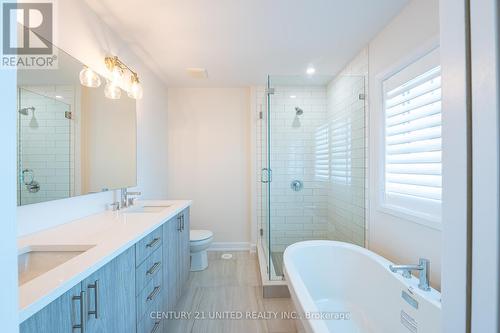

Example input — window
[382,48,442,223]
[330,118,352,185]
[314,123,330,181]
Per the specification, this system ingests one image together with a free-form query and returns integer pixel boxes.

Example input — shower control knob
[291,180,303,192]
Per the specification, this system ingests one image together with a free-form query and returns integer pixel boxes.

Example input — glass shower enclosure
[258,73,367,280]
[17,88,73,205]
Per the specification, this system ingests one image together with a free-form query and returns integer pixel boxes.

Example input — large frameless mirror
[17,46,137,206]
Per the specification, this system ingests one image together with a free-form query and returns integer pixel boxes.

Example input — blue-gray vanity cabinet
[20,247,135,333]
[163,213,179,311]
[135,227,164,333]
[20,284,84,333]
[179,208,191,295]
[19,207,191,333]
[81,246,136,333]
[162,207,191,312]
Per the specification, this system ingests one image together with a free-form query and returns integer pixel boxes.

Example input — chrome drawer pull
[87,280,99,319]
[147,286,161,302]
[146,237,160,248]
[146,262,161,275]
[151,321,161,333]
[72,291,87,332]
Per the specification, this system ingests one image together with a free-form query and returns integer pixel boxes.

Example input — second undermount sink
[122,204,171,214]
[18,244,95,286]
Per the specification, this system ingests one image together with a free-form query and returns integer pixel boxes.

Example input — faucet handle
[127,192,141,206]
[402,270,412,279]
[108,202,120,211]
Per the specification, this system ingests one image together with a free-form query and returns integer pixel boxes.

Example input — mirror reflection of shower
[18,106,38,128]
[18,106,34,115]
[293,106,303,128]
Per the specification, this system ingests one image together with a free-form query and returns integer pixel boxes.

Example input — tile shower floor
[165,251,300,333]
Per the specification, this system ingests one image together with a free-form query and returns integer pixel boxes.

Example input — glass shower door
[258,79,272,280]
[264,74,367,280]
[17,88,72,205]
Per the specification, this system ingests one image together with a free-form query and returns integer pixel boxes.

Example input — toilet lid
[190,230,213,241]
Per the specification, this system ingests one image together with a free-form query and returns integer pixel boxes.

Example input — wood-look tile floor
[164,251,299,333]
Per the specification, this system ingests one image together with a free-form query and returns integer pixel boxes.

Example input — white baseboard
[208,242,256,252]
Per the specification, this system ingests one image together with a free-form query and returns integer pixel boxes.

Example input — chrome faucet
[120,188,142,208]
[389,258,431,291]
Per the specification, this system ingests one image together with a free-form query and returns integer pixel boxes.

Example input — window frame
[376,42,442,231]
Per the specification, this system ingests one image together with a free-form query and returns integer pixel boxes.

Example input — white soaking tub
[283,241,441,333]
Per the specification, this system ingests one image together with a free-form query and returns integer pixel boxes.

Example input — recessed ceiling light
[55,95,63,99]
[306,67,316,75]
[290,95,297,99]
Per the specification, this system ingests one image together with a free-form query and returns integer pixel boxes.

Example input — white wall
[17,0,169,236]
[166,88,251,247]
[368,0,442,288]
[0,59,19,333]
[81,87,136,193]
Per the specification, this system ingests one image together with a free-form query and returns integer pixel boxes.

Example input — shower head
[19,107,35,115]
[295,107,303,116]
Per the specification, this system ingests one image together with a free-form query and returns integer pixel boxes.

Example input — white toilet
[189,229,214,271]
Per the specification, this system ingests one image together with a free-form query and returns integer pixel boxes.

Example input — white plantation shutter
[382,49,442,222]
[330,119,352,185]
[314,124,330,181]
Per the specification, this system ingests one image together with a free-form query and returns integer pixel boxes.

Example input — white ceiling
[86,0,409,87]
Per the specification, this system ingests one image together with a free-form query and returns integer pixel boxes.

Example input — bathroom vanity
[18,200,191,333]
[14,38,193,333]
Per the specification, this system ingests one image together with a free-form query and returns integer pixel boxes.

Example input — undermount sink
[18,244,95,286]
[122,205,171,214]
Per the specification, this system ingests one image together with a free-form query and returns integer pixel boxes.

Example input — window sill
[377,203,442,231]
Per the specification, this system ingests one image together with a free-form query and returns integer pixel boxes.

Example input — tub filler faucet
[389,258,431,291]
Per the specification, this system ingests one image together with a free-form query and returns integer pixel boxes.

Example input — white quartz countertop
[17,200,192,323]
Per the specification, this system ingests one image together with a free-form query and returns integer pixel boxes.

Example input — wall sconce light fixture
[78,56,143,100]
[104,80,121,99]
[79,66,101,88]
[104,56,143,100]
[128,73,144,99]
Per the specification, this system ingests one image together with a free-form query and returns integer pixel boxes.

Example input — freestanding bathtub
[283,241,441,333]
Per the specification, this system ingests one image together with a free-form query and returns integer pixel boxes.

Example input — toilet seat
[190,230,213,242]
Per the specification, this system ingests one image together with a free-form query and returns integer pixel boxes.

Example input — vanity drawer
[137,269,163,324]
[137,301,163,333]
[136,227,162,266]
[136,245,162,295]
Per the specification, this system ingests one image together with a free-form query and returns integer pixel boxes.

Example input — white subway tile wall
[270,86,330,252]
[326,48,369,246]
[255,48,369,269]
[17,86,76,205]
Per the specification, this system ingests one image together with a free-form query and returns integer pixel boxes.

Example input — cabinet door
[20,283,84,333]
[82,247,136,333]
[180,208,191,287]
[163,216,179,311]
[176,212,186,299]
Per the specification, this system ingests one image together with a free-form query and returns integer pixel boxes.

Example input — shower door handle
[261,168,272,183]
